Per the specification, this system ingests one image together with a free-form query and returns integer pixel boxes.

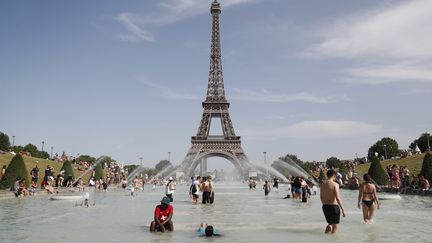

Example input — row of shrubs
[368,153,432,185]
[0,154,104,189]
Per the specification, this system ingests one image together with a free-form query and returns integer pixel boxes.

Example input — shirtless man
[320,169,346,234]
[200,177,212,204]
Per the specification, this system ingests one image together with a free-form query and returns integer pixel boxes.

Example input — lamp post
[383,144,388,160]
[42,141,45,152]
[139,157,143,166]
[263,152,267,179]
[50,146,53,159]
[168,152,171,163]
[12,135,15,149]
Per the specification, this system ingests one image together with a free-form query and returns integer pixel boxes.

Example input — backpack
[191,183,197,194]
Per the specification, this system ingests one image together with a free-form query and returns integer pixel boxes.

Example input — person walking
[358,173,380,224]
[263,180,271,196]
[165,177,175,202]
[320,169,346,234]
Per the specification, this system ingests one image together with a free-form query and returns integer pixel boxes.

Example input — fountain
[72,155,110,185]
[272,159,318,184]
[251,164,289,182]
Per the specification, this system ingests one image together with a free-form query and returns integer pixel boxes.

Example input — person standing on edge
[165,177,175,202]
[320,169,346,234]
[30,164,39,183]
[358,173,380,224]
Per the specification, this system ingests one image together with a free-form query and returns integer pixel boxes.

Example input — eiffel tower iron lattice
[174,0,254,178]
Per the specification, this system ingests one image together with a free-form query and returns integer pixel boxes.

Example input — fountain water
[272,159,318,184]
[72,155,110,185]
[252,164,289,182]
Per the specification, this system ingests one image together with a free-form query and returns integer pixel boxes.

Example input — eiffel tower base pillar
[199,158,207,177]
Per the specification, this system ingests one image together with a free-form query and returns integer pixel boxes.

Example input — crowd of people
[386,164,431,194]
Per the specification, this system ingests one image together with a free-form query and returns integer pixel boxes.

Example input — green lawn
[0,153,87,184]
[355,153,426,178]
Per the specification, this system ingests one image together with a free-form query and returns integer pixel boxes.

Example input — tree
[78,155,96,164]
[326,157,342,170]
[155,160,171,172]
[368,137,399,160]
[410,133,431,153]
[94,163,105,180]
[23,144,38,155]
[420,153,432,181]
[278,154,313,174]
[60,160,75,181]
[367,156,389,185]
[282,154,303,165]
[0,154,30,189]
[0,131,11,151]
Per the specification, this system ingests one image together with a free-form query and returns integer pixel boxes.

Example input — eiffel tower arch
[175,0,254,178]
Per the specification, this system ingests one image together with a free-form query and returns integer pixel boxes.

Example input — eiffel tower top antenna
[206,0,226,103]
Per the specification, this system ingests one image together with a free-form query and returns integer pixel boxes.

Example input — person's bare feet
[325,225,332,234]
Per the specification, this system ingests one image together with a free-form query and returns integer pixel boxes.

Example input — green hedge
[368,156,389,185]
[420,153,432,181]
[0,154,30,189]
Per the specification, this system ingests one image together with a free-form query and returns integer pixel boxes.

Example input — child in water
[198,223,220,237]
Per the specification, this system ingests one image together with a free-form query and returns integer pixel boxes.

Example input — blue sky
[1,0,431,169]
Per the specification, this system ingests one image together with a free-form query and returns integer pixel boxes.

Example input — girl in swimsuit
[358,173,380,224]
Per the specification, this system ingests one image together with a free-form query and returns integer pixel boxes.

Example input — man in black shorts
[320,169,346,234]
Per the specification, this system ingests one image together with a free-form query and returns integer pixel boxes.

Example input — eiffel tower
[176,0,254,178]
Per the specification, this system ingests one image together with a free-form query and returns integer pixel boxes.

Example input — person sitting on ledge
[198,223,221,237]
[150,196,174,233]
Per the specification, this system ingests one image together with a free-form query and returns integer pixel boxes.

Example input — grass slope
[0,153,87,186]
[355,153,425,178]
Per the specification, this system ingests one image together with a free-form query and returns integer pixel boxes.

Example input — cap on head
[168,177,173,181]
[161,196,171,205]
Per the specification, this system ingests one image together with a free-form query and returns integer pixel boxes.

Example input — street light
[139,157,143,166]
[12,135,15,149]
[41,141,45,152]
[383,144,388,160]
[168,152,171,163]
[50,146,53,159]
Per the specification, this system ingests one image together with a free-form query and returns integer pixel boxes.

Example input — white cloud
[305,0,432,84]
[141,81,200,100]
[115,0,257,42]
[115,13,155,42]
[243,120,382,140]
[343,62,432,84]
[308,0,432,60]
[231,88,338,103]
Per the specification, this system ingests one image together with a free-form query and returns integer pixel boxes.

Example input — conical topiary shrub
[0,154,30,189]
[60,160,75,180]
[94,163,105,180]
[420,153,432,181]
[368,156,389,185]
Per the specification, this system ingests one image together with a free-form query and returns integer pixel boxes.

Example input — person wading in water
[320,169,346,234]
[358,173,380,224]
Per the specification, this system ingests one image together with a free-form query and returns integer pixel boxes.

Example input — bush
[94,163,105,180]
[0,154,30,189]
[420,153,432,181]
[60,160,75,180]
[0,132,11,151]
[367,156,389,185]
